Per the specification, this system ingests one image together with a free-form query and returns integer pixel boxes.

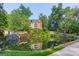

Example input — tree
[68,8,79,34]
[59,7,79,34]
[48,3,63,31]
[18,4,32,18]
[8,4,32,31]
[40,30,50,49]
[0,3,8,50]
[0,3,7,29]
[8,9,22,31]
[39,13,48,31]
[69,20,79,34]
[21,15,31,31]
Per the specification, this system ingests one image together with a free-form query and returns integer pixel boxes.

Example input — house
[30,19,42,30]
[4,19,42,46]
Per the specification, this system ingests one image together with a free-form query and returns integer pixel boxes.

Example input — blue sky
[4,3,79,19]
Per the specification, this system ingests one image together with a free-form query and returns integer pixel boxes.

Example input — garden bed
[1,45,64,56]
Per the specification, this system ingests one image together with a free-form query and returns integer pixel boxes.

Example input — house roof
[30,19,41,23]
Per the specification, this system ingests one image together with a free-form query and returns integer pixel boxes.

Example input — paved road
[49,42,79,56]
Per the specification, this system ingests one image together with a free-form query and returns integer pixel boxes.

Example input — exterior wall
[30,22,35,29]
[30,20,42,30]
[36,20,42,30]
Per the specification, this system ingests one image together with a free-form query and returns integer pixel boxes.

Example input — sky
[3,3,79,19]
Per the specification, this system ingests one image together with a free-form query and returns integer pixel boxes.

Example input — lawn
[2,44,64,56]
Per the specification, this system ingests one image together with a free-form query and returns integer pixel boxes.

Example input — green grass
[2,45,64,56]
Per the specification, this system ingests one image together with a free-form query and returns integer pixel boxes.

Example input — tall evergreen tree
[48,3,63,31]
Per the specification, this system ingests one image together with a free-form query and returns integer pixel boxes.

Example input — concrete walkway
[49,42,79,56]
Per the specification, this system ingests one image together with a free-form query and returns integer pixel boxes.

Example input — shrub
[8,43,31,51]
[65,34,75,42]
[51,33,62,39]
[49,33,75,47]
[50,33,76,44]
[6,33,19,46]
[5,44,64,56]
[50,33,63,47]
[29,29,51,49]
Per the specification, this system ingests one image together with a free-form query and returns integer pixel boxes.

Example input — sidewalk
[49,41,79,56]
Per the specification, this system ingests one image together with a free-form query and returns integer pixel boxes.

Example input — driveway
[49,42,79,56]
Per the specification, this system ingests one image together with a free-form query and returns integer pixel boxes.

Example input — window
[34,22,37,27]
[51,21,56,27]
